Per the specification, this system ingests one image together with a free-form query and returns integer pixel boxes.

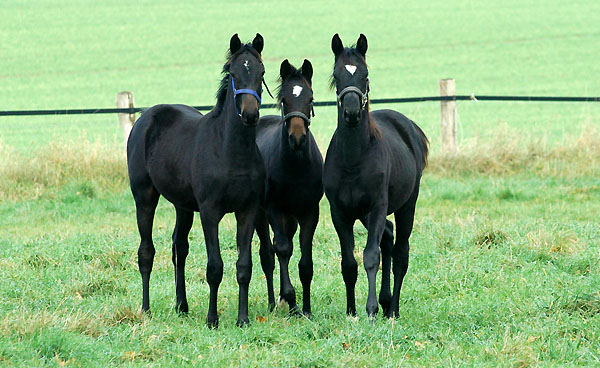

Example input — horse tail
[412,122,429,169]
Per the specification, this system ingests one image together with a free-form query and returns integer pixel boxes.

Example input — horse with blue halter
[323,34,429,318]
[127,33,268,328]
[255,59,323,317]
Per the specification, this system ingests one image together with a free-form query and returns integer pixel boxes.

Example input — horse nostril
[299,134,307,146]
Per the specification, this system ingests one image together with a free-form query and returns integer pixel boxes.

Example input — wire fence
[1,95,599,117]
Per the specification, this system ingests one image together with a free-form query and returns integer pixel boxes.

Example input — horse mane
[275,64,311,110]
[329,47,381,139]
[212,44,262,116]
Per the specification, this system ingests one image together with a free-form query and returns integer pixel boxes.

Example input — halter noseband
[231,77,262,116]
[281,102,315,126]
[336,78,370,110]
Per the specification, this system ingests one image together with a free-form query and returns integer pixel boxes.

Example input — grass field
[1,0,599,366]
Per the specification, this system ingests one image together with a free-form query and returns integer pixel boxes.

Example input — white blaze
[292,85,303,97]
[244,60,250,73]
[345,64,357,75]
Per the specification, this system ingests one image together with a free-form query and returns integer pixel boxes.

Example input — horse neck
[336,107,371,168]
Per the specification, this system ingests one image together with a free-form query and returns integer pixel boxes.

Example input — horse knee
[393,243,410,276]
[363,248,380,273]
[259,243,275,270]
[274,238,292,259]
[341,258,358,284]
[138,243,155,271]
[298,257,313,283]
[206,258,223,285]
[236,259,252,285]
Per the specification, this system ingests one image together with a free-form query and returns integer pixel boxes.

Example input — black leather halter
[336,78,370,110]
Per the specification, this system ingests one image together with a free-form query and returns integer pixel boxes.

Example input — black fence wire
[1,95,598,117]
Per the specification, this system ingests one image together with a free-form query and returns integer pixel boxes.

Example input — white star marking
[292,85,303,97]
[345,65,357,75]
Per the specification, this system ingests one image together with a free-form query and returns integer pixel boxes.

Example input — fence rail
[1,95,599,117]
[2,79,599,153]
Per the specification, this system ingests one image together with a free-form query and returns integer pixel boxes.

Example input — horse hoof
[236,318,250,327]
[206,317,219,329]
[141,307,152,318]
[268,302,276,313]
[301,310,313,319]
[289,306,303,317]
[175,302,189,314]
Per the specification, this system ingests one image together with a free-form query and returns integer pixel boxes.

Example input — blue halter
[231,77,262,116]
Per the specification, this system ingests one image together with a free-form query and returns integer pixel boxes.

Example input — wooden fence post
[439,79,457,154]
[116,91,135,148]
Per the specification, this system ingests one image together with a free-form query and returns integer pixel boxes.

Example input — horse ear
[356,33,368,56]
[230,34,242,54]
[301,59,313,84]
[331,33,344,56]
[280,59,292,80]
[252,33,264,54]
[356,33,368,57]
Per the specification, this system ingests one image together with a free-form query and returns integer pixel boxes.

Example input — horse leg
[269,209,299,315]
[200,205,224,328]
[389,193,418,318]
[297,206,319,317]
[331,207,357,316]
[256,208,275,312]
[379,220,394,316]
[235,207,258,326]
[362,207,388,318]
[171,206,194,314]
[133,183,160,313]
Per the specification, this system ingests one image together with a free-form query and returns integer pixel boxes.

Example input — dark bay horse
[255,59,323,317]
[323,34,429,318]
[127,34,267,328]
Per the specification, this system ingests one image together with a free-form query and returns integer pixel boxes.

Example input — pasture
[1,0,599,366]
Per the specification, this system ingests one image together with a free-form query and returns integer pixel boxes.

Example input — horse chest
[268,177,321,213]
[333,172,384,216]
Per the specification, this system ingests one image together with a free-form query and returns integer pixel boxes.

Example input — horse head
[278,59,314,153]
[228,33,265,126]
[331,33,370,127]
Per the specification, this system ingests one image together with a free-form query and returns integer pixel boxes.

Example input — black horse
[127,34,267,328]
[255,59,323,317]
[323,34,429,318]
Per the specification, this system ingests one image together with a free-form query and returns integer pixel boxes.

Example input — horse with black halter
[255,59,323,317]
[127,33,267,328]
[323,34,429,318]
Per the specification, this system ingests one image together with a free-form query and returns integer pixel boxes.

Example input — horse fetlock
[279,286,297,306]
[366,300,379,317]
[175,299,189,314]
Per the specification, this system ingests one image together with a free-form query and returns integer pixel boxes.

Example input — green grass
[1,0,600,366]
[1,0,599,150]
[1,152,599,366]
